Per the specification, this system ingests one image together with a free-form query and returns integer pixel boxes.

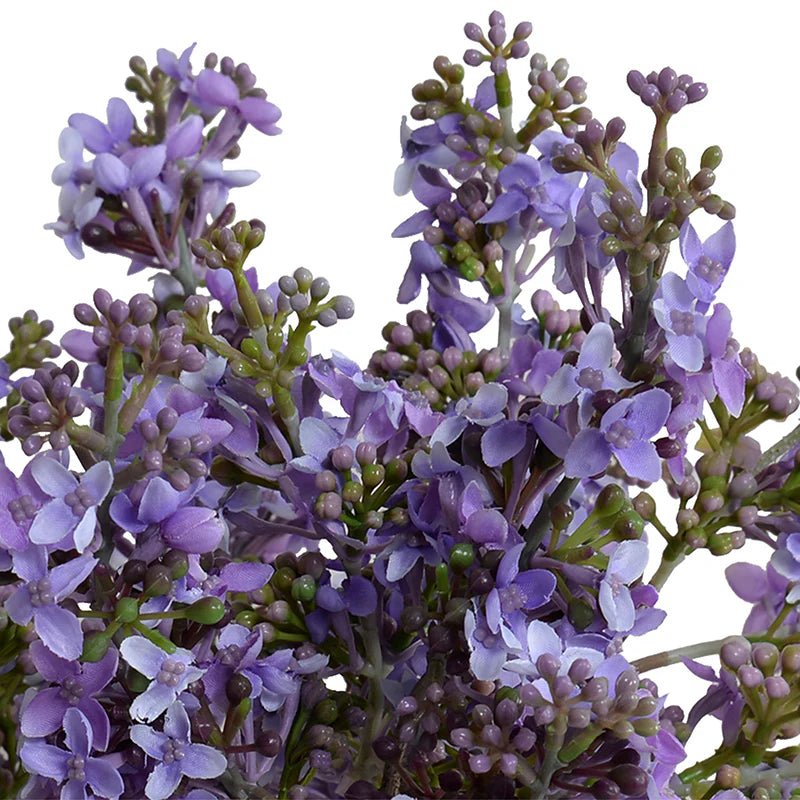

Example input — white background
[2,0,798,767]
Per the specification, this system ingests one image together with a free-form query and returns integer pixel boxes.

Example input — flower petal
[181,742,229,778]
[144,761,183,800]
[35,604,83,661]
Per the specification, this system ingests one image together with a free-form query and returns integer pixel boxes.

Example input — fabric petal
[20,741,69,781]
[21,688,69,738]
[516,569,557,610]
[120,636,166,679]
[576,322,614,370]
[478,188,529,223]
[130,725,169,760]
[526,619,562,660]
[615,439,661,483]
[93,153,130,194]
[195,69,239,106]
[564,429,611,478]
[63,707,92,758]
[480,420,526,467]
[80,461,114,504]
[540,365,580,406]
[50,556,98,600]
[31,457,78,496]
[725,563,767,602]
[85,758,124,799]
[130,682,175,723]
[610,540,650,583]
[180,742,229,778]
[163,700,191,741]
[68,113,113,154]
[144,761,183,800]
[469,643,507,681]
[35,604,84,661]
[29,499,78,545]
[72,507,97,553]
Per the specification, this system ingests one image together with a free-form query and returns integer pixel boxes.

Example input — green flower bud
[185,596,226,625]
[595,484,626,518]
[700,145,722,170]
[362,463,385,488]
[314,698,339,724]
[613,511,644,540]
[385,458,409,483]
[449,543,475,572]
[235,610,259,628]
[82,631,111,662]
[600,237,623,256]
[268,328,284,353]
[291,575,317,603]
[342,481,363,504]
[665,147,686,172]
[162,550,190,580]
[632,718,659,737]
[707,532,733,556]
[115,597,139,624]
[272,566,296,594]
[452,241,472,262]
[655,222,680,243]
[241,338,261,360]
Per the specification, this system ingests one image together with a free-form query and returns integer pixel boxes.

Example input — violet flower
[21,640,118,750]
[5,546,96,660]
[564,388,671,482]
[130,701,227,800]
[652,273,707,372]
[68,97,134,155]
[119,637,203,722]
[679,218,735,311]
[541,321,634,414]
[28,458,113,552]
[598,540,649,632]
[706,303,747,416]
[20,707,123,799]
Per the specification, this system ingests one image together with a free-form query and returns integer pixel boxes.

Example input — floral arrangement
[1,10,799,800]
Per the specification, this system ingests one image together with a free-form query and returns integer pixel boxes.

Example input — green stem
[649,544,686,591]
[757,420,800,472]
[631,638,726,673]
[173,227,198,296]
[520,475,578,568]
[102,341,125,460]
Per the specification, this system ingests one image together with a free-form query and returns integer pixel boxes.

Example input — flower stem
[631,638,727,673]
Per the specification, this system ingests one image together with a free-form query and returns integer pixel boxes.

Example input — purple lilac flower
[430,382,508,447]
[682,657,744,746]
[770,533,800,602]
[479,152,581,247]
[465,606,519,681]
[21,640,117,750]
[598,540,649,632]
[28,458,113,552]
[68,97,134,156]
[5,546,96,660]
[726,560,800,635]
[653,273,707,372]
[0,454,47,552]
[679,219,735,311]
[485,543,556,643]
[201,624,263,714]
[393,117,460,196]
[20,707,123,799]
[120,637,203,722]
[564,388,671,481]
[130,701,227,800]
[706,304,747,416]
[44,180,103,259]
[541,322,634,418]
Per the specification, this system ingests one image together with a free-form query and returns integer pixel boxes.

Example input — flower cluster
[1,12,799,800]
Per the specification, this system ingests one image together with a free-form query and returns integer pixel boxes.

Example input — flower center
[498,584,526,614]
[64,485,95,517]
[605,420,635,450]
[220,644,242,666]
[7,495,37,525]
[577,367,603,391]
[59,675,85,705]
[29,577,54,607]
[67,755,86,781]
[695,254,724,285]
[670,309,695,336]
[162,738,185,764]
[156,658,187,686]
[473,621,501,649]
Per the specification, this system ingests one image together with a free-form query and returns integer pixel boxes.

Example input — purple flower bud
[665,90,688,113]
[657,67,678,94]
[108,300,130,327]
[464,22,483,41]
[162,506,225,553]
[627,70,646,93]
[720,637,751,670]
[488,10,505,26]
[488,24,506,46]
[333,296,355,320]
[533,705,556,725]
[331,445,355,471]
[491,56,507,75]
[178,346,206,372]
[536,653,560,679]
[23,435,43,455]
[157,407,178,433]
[686,82,708,103]
[737,665,763,688]
[49,430,70,450]
[765,676,790,698]
[510,41,529,59]
[451,727,473,748]
[469,754,491,774]
[464,49,484,67]
[93,289,112,314]
[639,85,661,107]
[74,303,99,325]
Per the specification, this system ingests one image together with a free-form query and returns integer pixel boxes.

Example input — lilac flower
[5,546,96,660]
[726,560,800,635]
[28,458,113,552]
[51,128,93,187]
[465,607,519,680]
[393,117,460,196]
[0,454,47,552]
[201,624,263,713]
[653,273,707,372]
[770,532,800,602]
[564,388,671,481]
[20,707,123,799]
[598,540,649,632]
[485,543,556,642]
[706,304,747,416]
[430,382,508,447]
[68,97,134,155]
[680,219,735,310]
[541,322,634,415]
[21,641,117,749]
[120,637,203,722]
[160,506,226,554]
[130,701,227,800]
[44,180,103,259]
[93,145,168,201]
